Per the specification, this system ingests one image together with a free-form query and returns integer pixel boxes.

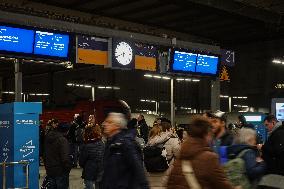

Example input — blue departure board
[34,31,69,58]
[0,26,34,53]
[196,54,219,74]
[172,50,197,72]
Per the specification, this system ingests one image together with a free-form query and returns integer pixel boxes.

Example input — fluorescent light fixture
[84,85,92,88]
[67,83,73,86]
[146,100,150,102]
[234,105,238,107]
[192,79,200,82]
[144,74,153,78]
[153,75,161,79]
[162,76,170,80]
[242,105,249,108]
[98,86,105,89]
[272,59,282,64]
[185,79,192,82]
[113,87,120,90]
[151,100,156,103]
[176,78,185,81]
[75,84,80,87]
[29,93,36,96]
[105,86,112,89]
[140,99,145,102]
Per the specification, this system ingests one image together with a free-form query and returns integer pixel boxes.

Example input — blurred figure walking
[167,115,234,189]
[102,112,149,189]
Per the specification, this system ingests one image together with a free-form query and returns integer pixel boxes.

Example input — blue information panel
[34,31,69,58]
[0,103,42,189]
[0,26,34,53]
[172,50,197,72]
[196,54,219,74]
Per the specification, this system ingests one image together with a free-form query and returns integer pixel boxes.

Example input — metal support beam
[229,96,232,112]
[186,0,282,24]
[171,78,175,125]
[91,86,95,102]
[0,9,220,54]
[211,79,220,111]
[14,59,22,102]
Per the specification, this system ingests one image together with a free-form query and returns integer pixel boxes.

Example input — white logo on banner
[16,120,37,125]
[2,140,9,162]
[20,140,35,158]
[0,120,10,128]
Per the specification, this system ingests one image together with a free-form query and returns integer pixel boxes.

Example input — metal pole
[210,79,220,111]
[229,97,232,112]
[171,78,175,125]
[2,163,6,189]
[91,87,95,102]
[14,59,22,102]
[25,164,29,188]
[155,102,158,115]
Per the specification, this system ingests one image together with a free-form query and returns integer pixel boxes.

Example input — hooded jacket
[44,129,72,177]
[227,144,266,183]
[167,137,233,189]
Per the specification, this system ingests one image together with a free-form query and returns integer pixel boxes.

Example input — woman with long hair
[79,125,104,189]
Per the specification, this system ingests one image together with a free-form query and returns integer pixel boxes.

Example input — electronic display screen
[276,103,284,120]
[196,54,219,74]
[244,116,262,122]
[0,26,34,53]
[34,31,69,58]
[172,50,197,72]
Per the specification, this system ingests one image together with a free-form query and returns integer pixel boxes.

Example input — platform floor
[39,166,167,189]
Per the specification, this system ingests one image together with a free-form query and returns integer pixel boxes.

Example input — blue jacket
[227,144,266,183]
[102,130,149,189]
[79,139,105,181]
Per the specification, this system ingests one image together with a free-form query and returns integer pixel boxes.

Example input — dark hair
[84,125,102,142]
[161,121,172,132]
[188,115,212,138]
[264,115,277,123]
[139,114,144,119]
[127,118,137,129]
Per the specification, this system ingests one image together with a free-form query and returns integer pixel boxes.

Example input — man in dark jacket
[137,114,149,143]
[262,115,284,175]
[44,122,72,189]
[102,112,149,189]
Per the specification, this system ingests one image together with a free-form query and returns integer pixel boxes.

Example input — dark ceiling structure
[0,0,283,45]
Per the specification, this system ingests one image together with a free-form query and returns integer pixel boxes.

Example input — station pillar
[0,102,42,189]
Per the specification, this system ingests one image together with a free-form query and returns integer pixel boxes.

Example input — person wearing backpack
[167,115,235,189]
[225,128,266,188]
[68,114,86,167]
[145,120,180,187]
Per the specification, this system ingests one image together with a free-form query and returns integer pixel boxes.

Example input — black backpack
[75,125,85,143]
[143,138,170,172]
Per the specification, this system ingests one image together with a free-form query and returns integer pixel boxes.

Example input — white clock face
[114,42,133,65]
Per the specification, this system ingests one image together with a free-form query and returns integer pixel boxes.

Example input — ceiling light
[140,99,145,102]
[272,59,282,64]
[185,79,192,82]
[192,79,200,82]
[162,76,170,80]
[105,86,112,89]
[84,85,92,88]
[176,78,185,81]
[67,83,73,86]
[153,75,161,79]
[144,74,153,78]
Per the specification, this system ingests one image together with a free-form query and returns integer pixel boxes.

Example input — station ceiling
[1,0,284,45]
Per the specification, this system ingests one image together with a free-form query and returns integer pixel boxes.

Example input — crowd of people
[40,108,284,189]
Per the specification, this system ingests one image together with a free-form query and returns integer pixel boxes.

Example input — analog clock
[114,42,133,65]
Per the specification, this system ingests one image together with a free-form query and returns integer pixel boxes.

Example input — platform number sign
[221,49,235,67]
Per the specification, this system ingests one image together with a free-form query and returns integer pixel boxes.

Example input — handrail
[0,161,29,189]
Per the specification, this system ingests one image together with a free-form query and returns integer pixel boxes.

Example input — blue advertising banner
[0,102,42,189]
